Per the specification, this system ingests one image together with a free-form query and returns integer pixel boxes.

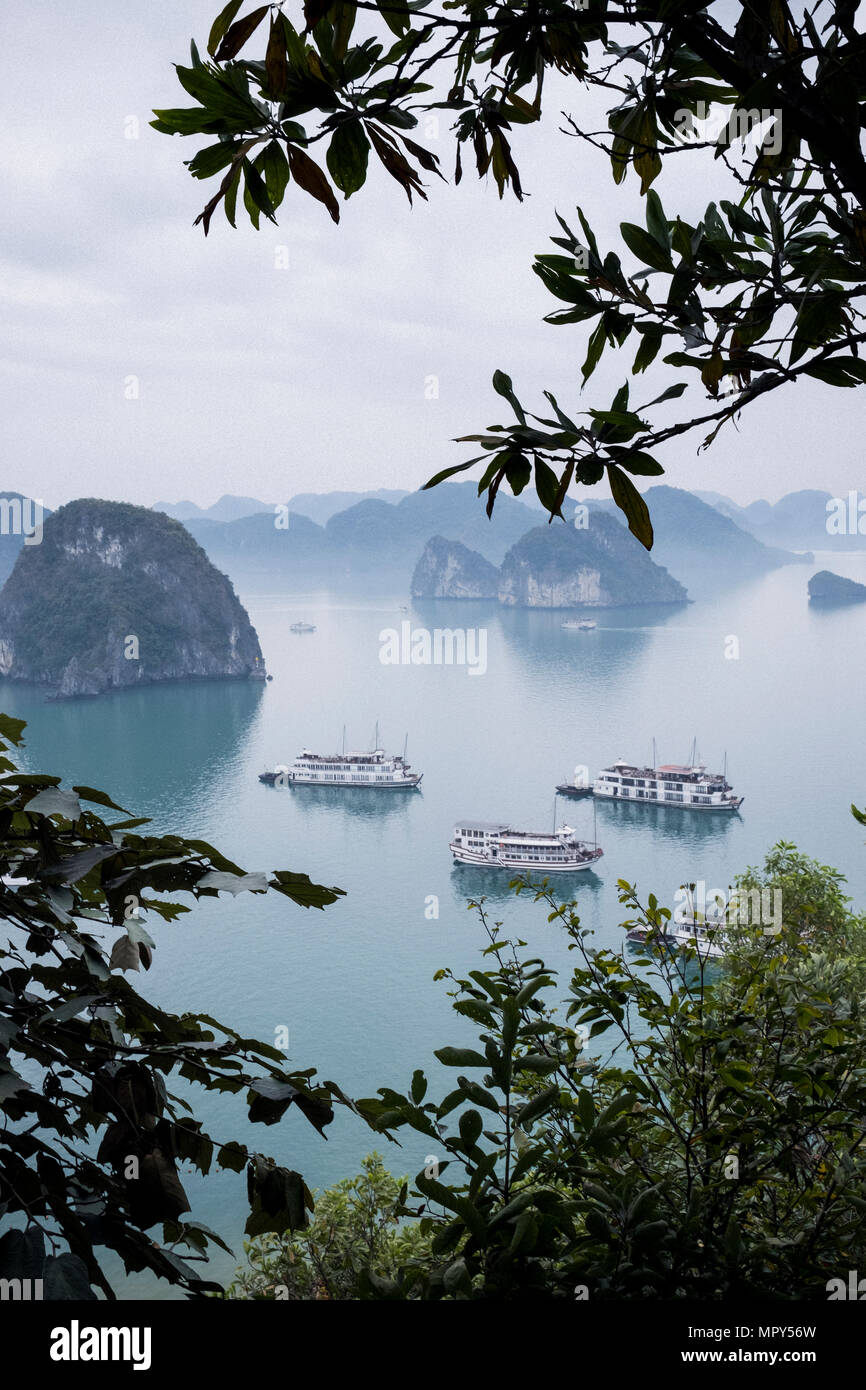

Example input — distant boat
[556,781,593,799]
[562,619,597,631]
[556,763,593,798]
[260,727,422,790]
[593,741,743,812]
[627,891,729,960]
[289,621,316,633]
[450,821,602,872]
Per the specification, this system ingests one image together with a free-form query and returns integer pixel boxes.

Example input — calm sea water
[4,550,866,1296]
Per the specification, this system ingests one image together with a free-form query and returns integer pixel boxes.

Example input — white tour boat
[626,889,731,959]
[593,743,742,812]
[289,621,316,633]
[450,821,602,872]
[561,619,597,631]
[260,728,422,790]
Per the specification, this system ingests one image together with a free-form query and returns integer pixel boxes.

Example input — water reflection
[258,781,421,821]
[594,796,740,848]
[0,678,264,823]
[449,863,603,904]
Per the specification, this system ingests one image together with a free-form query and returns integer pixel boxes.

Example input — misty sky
[2,1,862,510]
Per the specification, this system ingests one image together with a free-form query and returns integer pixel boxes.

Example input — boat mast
[403,732,408,761]
[342,725,346,756]
[652,736,657,771]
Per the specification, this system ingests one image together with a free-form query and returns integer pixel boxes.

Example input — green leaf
[620,222,674,273]
[518,1084,559,1127]
[287,145,340,223]
[0,715,27,746]
[422,460,479,490]
[645,189,671,252]
[802,356,866,387]
[242,156,277,224]
[262,140,291,208]
[606,449,664,476]
[491,370,526,423]
[215,5,269,62]
[207,0,244,57]
[265,17,289,98]
[326,121,371,198]
[608,464,654,549]
[534,458,565,515]
[72,786,132,815]
[434,1046,489,1068]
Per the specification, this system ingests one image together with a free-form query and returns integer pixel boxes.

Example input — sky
[2,0,862,511]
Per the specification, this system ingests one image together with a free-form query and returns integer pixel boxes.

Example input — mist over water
[4,552,866,1295]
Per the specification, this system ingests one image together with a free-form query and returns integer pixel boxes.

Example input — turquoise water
[4,551,866,1295]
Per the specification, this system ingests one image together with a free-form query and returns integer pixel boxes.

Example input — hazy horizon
[3,2,863,512]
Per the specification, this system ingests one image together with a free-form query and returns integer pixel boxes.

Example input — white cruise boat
[260,734,422,790]
[593,748,742,812]
[450,821,602,872]
[626,889,731,959]
[626,918,727,960]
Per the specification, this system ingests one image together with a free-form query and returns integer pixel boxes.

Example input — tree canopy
[155,1,866,547]
[0,714,358,1298]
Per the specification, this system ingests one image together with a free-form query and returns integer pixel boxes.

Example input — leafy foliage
[0,715,359,1298]
[222,1152,434,1298]
[352,847,866,1299]
[158,3,866,546]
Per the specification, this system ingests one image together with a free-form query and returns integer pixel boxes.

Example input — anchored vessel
[260,730,422,789]
[450,821,602,872]
[627,895,730,960]
[556,765,593,799]
[289,621,316,633]
[594,745,742,812]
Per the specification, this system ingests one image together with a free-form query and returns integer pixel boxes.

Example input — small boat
[562,619,597,631]
[556,764,593,798]
[626,889,729,959]
[258,767,289,786]
[289,621,316,633]
[450,821,602,872]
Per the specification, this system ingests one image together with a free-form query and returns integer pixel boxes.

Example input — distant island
[807,569,866,603]
[575,486,811,597]
[411,536,500,599]
[413,512,688,608]
[0,499,266,698]
[143,481,813,598]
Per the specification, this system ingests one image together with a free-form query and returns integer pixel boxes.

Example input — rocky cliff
[411,536,500,598]
[808,569,866,603]
[498,513,688,608]
[0,499,266,697]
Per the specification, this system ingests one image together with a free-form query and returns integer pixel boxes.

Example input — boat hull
[450,843,601,872]
[594,790,743,812]
[261,771,421,789]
